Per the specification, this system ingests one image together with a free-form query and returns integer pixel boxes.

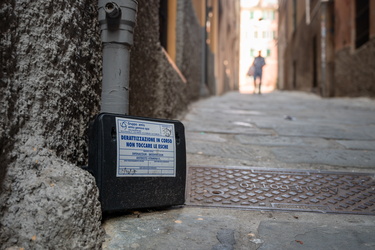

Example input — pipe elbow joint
[104,2,121,30]
[105,2,121,19]
[99,0,138,44]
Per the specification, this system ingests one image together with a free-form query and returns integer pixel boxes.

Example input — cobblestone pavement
[103,91,375,250]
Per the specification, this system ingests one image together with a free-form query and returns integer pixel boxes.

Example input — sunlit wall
[239,0,278,93]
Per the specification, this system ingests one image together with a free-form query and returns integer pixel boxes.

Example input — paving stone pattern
[185,91,375,170]
[103,91,375,249]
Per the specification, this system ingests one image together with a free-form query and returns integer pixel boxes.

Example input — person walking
[252,50,266,94]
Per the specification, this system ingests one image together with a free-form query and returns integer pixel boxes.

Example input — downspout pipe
[320,1,327,97]
[98,0,138,115]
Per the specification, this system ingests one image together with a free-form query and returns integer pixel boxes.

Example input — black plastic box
[88,113,186,212]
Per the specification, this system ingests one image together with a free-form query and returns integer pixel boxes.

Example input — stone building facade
[240,0,278,94]
[192,0,241,95]
[278,0,375,97]
[0,0,240,249]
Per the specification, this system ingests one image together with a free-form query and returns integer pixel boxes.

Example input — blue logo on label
[120,121,127,130]
[162,127,172,137]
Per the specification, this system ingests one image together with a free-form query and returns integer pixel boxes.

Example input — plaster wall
[282,9,321,93]
[216,0,240,95]
[334,0,352,51]
[279,0,375,97]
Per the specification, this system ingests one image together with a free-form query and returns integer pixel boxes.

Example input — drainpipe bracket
[98,0,138,45]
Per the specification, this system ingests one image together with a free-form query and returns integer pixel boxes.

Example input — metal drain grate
[186,166,375,215]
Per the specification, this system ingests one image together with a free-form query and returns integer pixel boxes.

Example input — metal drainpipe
[98,0,138,115]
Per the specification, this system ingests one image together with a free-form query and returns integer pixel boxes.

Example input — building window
[355,0,369,48]
[262,10,275,20]
[254,31,258,38]
[259,31,274,39]
[262,11,266,20]
[250,49,256,57]
[250,11,254,19]
[266,49,271,57]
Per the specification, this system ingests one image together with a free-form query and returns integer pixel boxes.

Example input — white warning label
[116,117,176,177]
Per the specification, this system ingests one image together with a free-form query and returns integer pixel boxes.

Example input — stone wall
[333,0,375,97]
[0,0,203,248]
[0,0,104,249]
[129,0,201,119]
[334,38,375,97]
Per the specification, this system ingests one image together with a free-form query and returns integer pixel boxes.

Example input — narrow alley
[103,91,375,249]
[3,1,375,249]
